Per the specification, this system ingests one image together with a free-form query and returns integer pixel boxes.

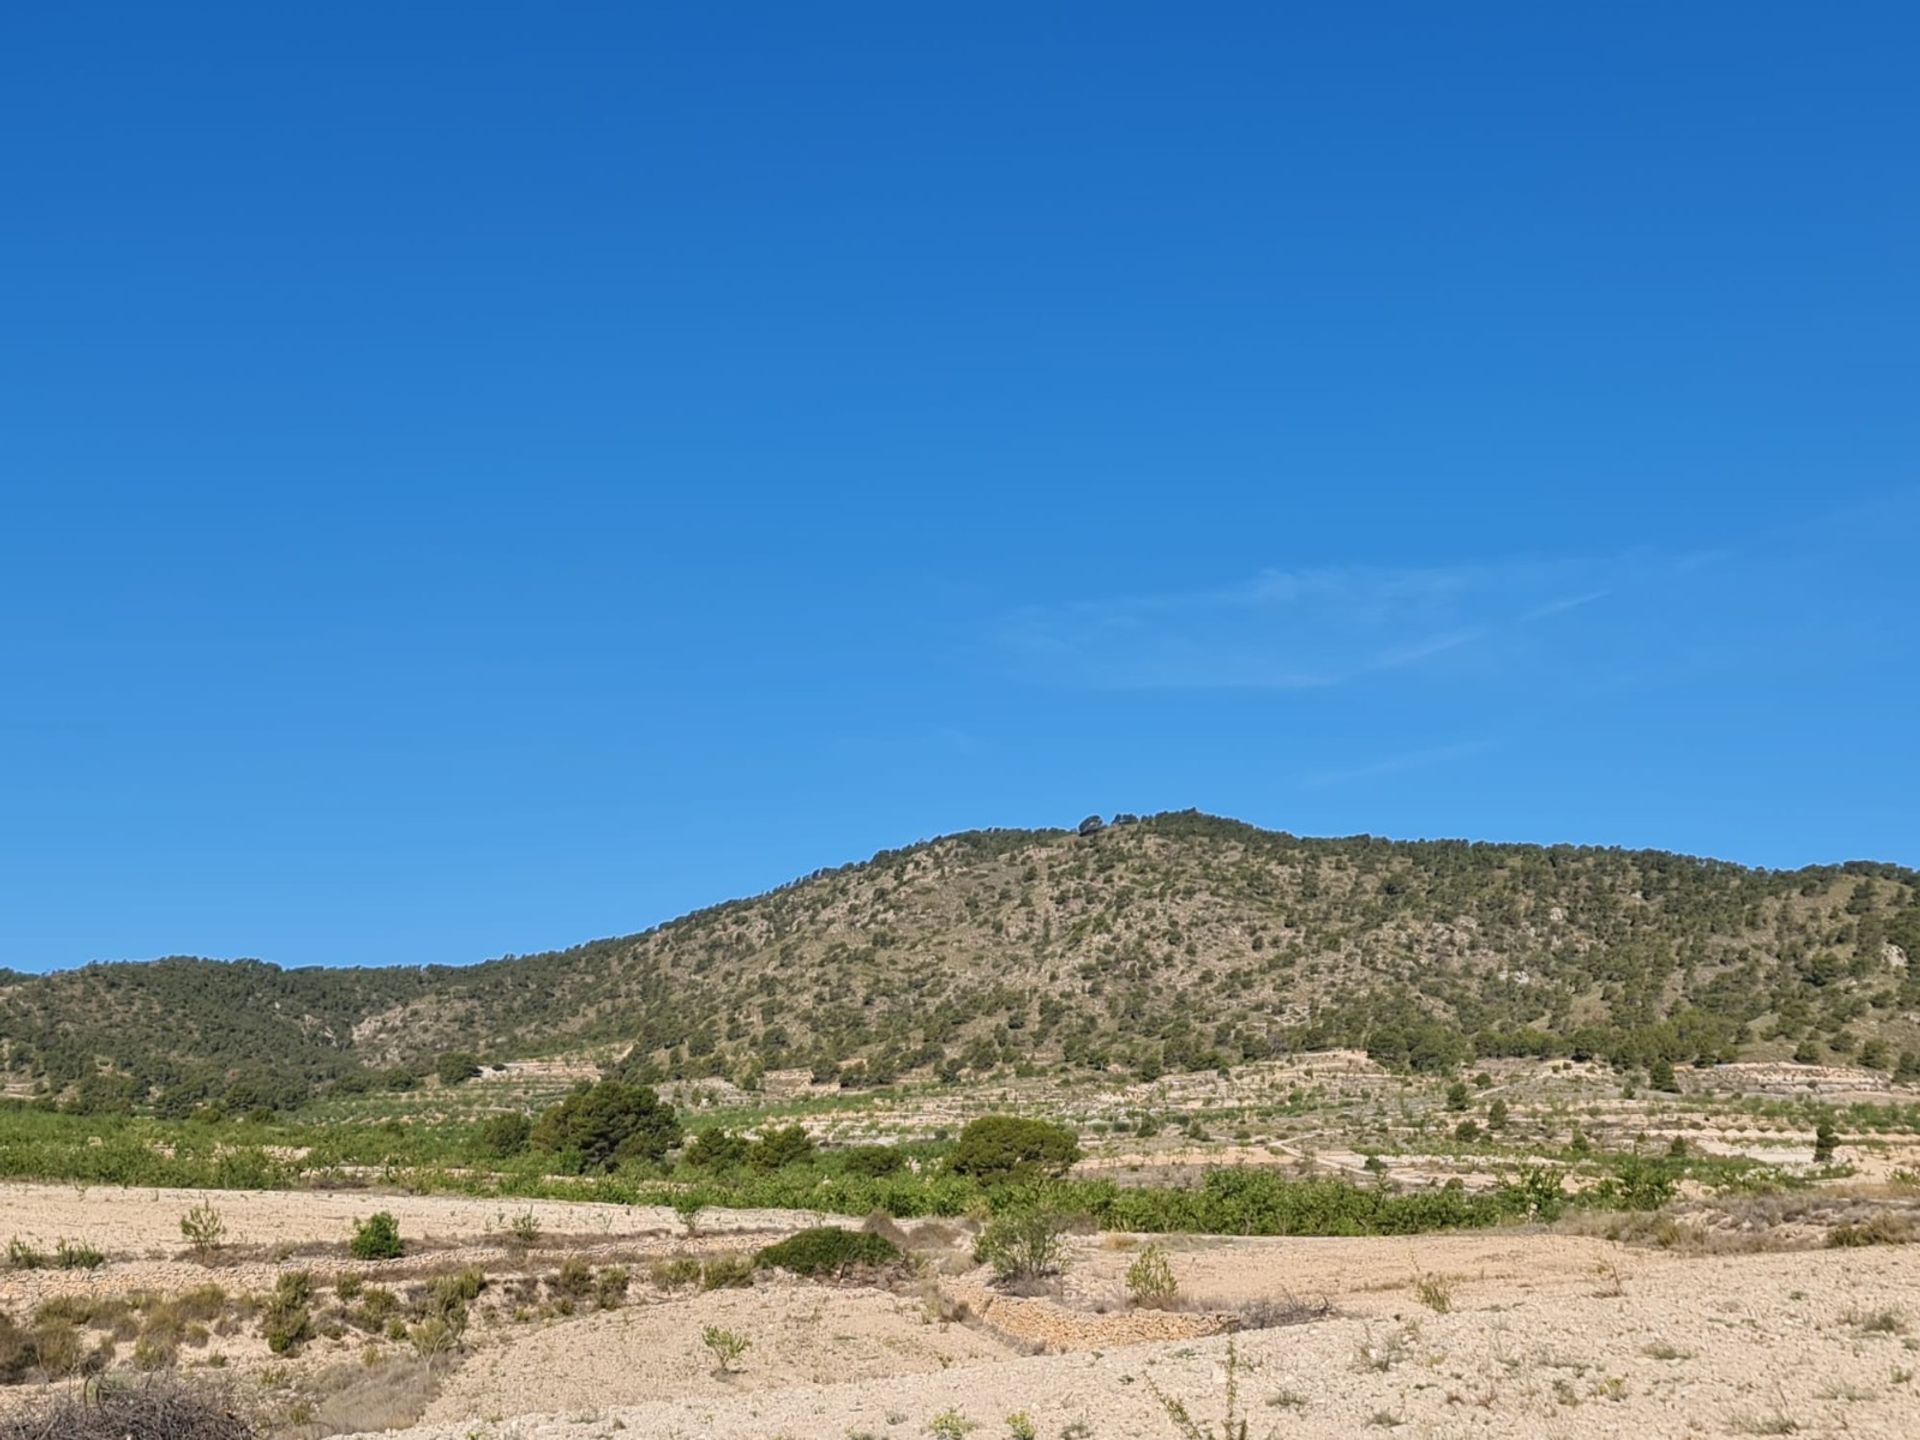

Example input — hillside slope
[4,812,1918,1111]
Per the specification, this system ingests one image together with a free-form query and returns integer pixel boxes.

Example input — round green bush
[349,1212,404,1261]
[755,1226,900,1277]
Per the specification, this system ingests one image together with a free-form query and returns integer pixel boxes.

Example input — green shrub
[429,1268,486,1312]
[841,1145,906,1177]
[1125,1243,1177,1308]
[180,1202,226,1261]
[701,1324,750,1375]
[949,1116,1080,1182]
[755,1226,901,1277]
[477,1113,532,1160]
[750,1125,816,1172]
[347,1286,398,1332]
[595,1266,630,1308]
[349,1212,404,1261]
[4,1238,43,1270]
[262,1272,313,1355]
[434,1053,482,1087]
[54,1238,104,1270]
[684,1129,750,1170]
[550,1256,594,1300]
[700,1253,756,1290]
[649,1256,703,1289]
[530,1081,680,1173]
[975,1210,1070,1285]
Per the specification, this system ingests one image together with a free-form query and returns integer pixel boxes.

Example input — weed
[54,1238,105,1270]
[1411,1271,1452,1314]
[1846,1306,1908,1336]
[596,1265,630,1309]
[1127,1244,1178,1309]
[180,1202,227,1261]
[702,1324,750,1376]
[1148,1337,1255,1440]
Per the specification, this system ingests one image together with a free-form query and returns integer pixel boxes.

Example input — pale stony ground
[7,1182,1920,1438]
[362,1246,1920,1440]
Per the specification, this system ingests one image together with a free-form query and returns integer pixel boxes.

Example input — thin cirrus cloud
[997,558,1629,692]
[1299,738,1502,789]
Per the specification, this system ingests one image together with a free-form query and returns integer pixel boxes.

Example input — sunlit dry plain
[5,1055,1920,1438]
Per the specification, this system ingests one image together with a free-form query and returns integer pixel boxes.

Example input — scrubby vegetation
[7,813,1919,1113]
[528,1081,681,1173]
[755,1226,902,1277]
[349,1212,404,1261]
[0,1380,257,1440]
[949,1116,1081,1181]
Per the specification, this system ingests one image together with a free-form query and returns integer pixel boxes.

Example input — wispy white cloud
[1300,738,1499,789]
[997,556,1629,691]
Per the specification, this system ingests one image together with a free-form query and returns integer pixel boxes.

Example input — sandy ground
[362,1246,1920,1440]
[6,1182,1920,1438]
[421,1280,1014,1427]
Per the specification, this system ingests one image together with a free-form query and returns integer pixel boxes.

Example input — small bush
[478,1113,532,1160]
[408,1316,461,1364]
[348,1286,398,1331]
[841,1144,906,1177]
[550,1256,594,1300]
[700,1253,755,1290]
[181,1202,227,1261]
[1126,1243,1178,1308]
[263,1272,314,1356]
[650,1256,703,1289]
[756,1226,901,1278]
[702,1324,750,1375]
[1147,1337,1253,1440]
[1829,1214,1914,1248]
[750,1124,817,1172]
[55,1238,105,1270]
[4,1238,43,1270]
[134,1327,179,1371]
[976,1210,1071,1286]
[595,1266,630,1309]
[29,1317,82,1378]
[684,1129,751,1170]
[435,1052,482,1087]
[430,1268,486,1311]
[350,1213,404,1261]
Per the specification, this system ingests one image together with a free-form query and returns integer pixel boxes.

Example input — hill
[4,812,1919,1113]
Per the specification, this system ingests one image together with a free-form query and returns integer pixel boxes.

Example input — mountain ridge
[5,811,1918,1112]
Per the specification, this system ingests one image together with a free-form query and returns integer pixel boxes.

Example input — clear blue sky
[4,4,1916,974]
